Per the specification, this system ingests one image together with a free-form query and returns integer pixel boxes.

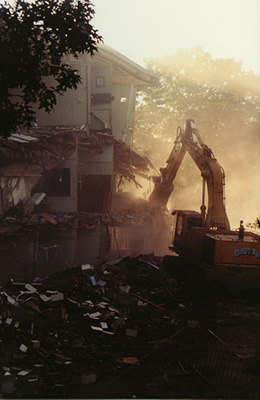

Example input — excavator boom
[149,119,230,230]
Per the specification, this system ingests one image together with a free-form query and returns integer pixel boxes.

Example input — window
[187,217,202,229]
[176,216,183,235]
[96,76,105,88]
[42,168,70,197]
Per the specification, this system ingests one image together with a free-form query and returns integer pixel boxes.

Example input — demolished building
[0,44,160,284]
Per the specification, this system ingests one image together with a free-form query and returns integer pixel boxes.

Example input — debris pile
[2,255,260,399]
[0,255,184,398]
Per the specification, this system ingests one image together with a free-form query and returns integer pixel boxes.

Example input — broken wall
[111,84,137,145]
[90,65,112,131]
[0,176,40,215]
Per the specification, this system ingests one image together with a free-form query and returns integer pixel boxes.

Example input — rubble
[1,254,260,399]
[0,254,186,398]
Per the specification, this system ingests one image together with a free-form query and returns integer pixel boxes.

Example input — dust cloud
[134,117,260,232]
[133,49,260,233]
[110,183,173,258]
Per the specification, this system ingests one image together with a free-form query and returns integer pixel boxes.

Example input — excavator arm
[148,126,186,207]
[149,119,230,230]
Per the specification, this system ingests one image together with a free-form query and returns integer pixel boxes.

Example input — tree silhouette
[0,0,102,137]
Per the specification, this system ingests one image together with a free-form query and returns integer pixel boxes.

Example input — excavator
[149,119,260,290]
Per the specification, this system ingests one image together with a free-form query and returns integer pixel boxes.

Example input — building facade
[0,45,158,284]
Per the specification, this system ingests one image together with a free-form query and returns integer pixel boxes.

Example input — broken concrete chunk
[17,370,31,376]
[82,300,94,307]
[67,298,79,305]
[96,301,108,309]
[109,306,119,314]
[39,294,51,302]
[25,283,37,293]
[29,192,46,205]
[81,264,92,271]
[19,344,28,353]
[90,276,97,286]
[89,312,102,320]
[51,292,64,302]
[6,294,16,305]
[46,290,58,294]
[90,326,103,332]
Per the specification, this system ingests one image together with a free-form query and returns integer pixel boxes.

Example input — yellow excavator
[149,119,260,290]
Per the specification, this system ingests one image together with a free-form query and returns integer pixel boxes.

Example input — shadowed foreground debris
[1,255,260,399]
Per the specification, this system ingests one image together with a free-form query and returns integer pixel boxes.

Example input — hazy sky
[93,0,260,75]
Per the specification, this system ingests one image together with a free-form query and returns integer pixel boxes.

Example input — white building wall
[35,60,89,127]
[79,145,113,175]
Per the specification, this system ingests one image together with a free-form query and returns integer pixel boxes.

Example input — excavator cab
[172,210,204,251]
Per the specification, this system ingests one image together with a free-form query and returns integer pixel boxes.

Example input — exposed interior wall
[0,176,40,215]
[90,65,112,131]
[111,84,136,145]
